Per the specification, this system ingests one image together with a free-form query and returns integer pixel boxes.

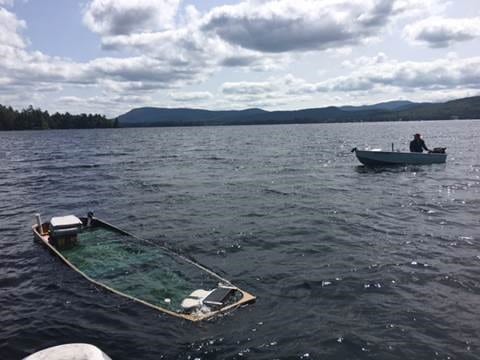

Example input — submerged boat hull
[33,216,255,322]
[355,150,447,166]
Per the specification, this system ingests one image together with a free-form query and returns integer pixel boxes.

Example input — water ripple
[1,122,480,359]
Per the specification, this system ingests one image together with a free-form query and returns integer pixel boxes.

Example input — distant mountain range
[339,100,424,112]
[118,96,480,127]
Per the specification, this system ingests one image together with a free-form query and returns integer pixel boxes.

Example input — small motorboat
[352,147,447,166]
[32,213,255,322]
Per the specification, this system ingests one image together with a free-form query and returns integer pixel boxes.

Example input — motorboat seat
[181,289,212,311]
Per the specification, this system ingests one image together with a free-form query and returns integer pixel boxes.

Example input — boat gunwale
[32,217,256,322]
[355,150,447,157]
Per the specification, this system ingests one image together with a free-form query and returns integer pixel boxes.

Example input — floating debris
[364,283,382,289]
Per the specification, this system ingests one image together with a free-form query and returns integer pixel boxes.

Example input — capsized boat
[351,147,447,166]
[32,213,255,321]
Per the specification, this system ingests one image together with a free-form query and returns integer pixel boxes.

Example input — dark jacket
[410,139,429,152]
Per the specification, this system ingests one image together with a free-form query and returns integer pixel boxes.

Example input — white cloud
[215,55,480,108]
[88,0,445,82]
[0,6,215,114]
[88,56,198,84]
[2,0,478,115]
[1,44,213,92]
[292,56,480,93]
[83,0,181,36]
[169,91,213,102]
[98,22,288,77]
[390,0,449,17]
[60,94,151,106]
[219,75,315,108]
[220,51,289,71]
[0,7,26,49]
[201,0,441,53]
[341,52,388,69]
[325,47,353,58]
[404,16,480,48]
[98,79,160,93]
[221,81,277,95]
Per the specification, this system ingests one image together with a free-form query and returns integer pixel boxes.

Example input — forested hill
[119,96,480,127]
[383,96,480,121]
[2,96,479,131]
[0,105,117,131]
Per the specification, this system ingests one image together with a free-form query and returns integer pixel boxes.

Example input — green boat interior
[33,214,252,318]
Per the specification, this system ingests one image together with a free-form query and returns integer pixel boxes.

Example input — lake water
[1,120,480,359]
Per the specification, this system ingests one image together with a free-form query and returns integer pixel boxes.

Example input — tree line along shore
[1,95,479,130]
[0,105,118,131]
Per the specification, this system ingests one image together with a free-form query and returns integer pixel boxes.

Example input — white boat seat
[181,298,201,311]
[181,289,212,311]
[190,289,211,299]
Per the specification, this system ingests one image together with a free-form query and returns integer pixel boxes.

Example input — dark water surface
[1,121,479,359]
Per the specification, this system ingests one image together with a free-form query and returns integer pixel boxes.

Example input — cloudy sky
[0,0,479,117]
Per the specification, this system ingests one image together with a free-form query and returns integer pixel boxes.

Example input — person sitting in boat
[409,133,430,153]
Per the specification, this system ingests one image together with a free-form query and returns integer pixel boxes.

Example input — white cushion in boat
[51,215,82,229]
[181,297,202,311]
[181,289,213,311]
[190,289,211,299]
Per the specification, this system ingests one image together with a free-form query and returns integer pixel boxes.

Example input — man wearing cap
[410,133,430,153]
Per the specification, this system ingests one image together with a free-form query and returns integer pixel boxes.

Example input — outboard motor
[430,147,447,154]
[49,215,83,249]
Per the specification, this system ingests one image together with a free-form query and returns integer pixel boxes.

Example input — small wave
[263,188,290,196]
[203,156,227,161]
[244,212,266,218]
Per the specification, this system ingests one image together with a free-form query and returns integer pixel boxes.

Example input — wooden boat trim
[32,218,255,322]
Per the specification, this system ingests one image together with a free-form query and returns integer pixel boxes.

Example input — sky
[0,0,479,117]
